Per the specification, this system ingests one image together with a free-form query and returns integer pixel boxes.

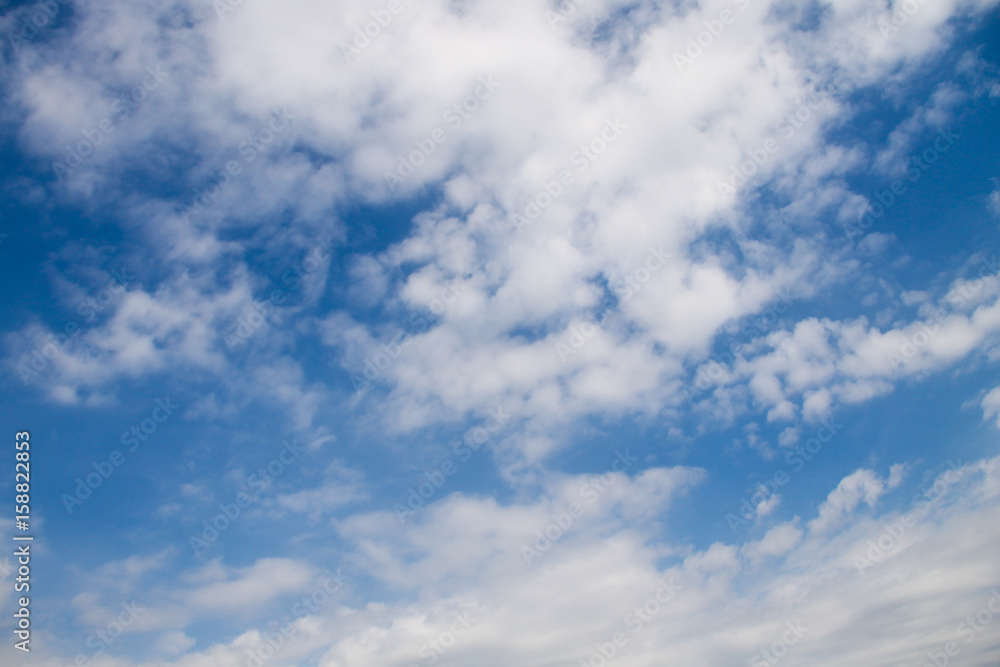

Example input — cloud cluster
[2,0,1000,664]
[3,0,996,442]
[8,457,997,666]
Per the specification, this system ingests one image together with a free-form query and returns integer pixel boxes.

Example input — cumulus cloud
[3,0,994,440]
[687,260,1000,429]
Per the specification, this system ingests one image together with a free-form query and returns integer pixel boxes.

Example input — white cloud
[3,1,1000,663]
[742,519,803,562]
[1,0,996,462]
[808,468,898,533]
[982,387,1000,428]
[873,81,966,175]
[699,263,1000,430]
[274,459,368,521]
[156,631,197,655]
[16,455,997,667]
[755,492,782,519]
[183,558,313,613]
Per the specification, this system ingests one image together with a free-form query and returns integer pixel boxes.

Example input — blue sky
[1,0,1000,665]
